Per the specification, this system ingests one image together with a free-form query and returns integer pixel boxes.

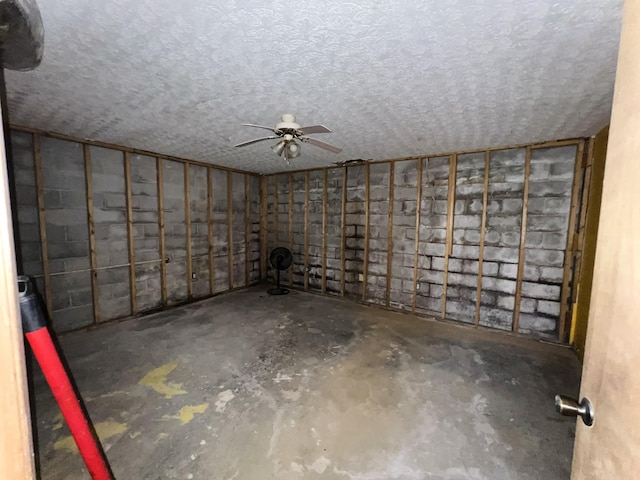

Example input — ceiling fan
[234,114,342,164]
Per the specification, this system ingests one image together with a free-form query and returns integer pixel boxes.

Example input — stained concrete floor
[31,286,582,480]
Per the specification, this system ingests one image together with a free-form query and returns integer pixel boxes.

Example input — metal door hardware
[555,395,594,426]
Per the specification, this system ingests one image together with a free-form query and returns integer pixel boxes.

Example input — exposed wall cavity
[264,141,585,340]
[11,129,261,333]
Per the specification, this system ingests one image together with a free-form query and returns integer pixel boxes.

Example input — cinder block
[52,304,94,332]
[484,246,519,263]
[482,276,516,294]
[519,314,556,334]
[537,300,561,317]
[540,266,564,283]
[521,282,561,300]
[478,306,512,330]
[452,244,479,259]
[524,248,564,268]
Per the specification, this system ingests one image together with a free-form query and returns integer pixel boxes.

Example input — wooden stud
[259,176,268,281]
[33,133,53,316]
[441,154,457,318]
[362,163,370,303]
[184,163,193,299]
[83,145,100,324]
[340,167,347,296]
[157,158,167,306]
[385,162,395,306]
[289,174,294,287]
[412,158,424,312]
[245,174,251,286]
[512,147,532,333]
[572,138,595,295]
[123,152,136,316]
[558,140,585,342]
[321,168,328,293]
[303,171,310,290]
[475,151,491,327]
[207,167,214,295]
[227,171,234,290]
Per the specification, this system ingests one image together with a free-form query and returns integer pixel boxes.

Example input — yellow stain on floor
[139,361,187,398]
[53,421,127,453]
[163,403,210,425]
[51,412,64,431]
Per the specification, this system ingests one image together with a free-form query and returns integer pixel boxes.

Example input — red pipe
[25,327,113,480]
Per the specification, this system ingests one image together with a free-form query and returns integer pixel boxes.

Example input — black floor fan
[268,247,293,295]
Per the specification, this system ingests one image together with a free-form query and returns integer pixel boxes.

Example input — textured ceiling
[6,0,623,174]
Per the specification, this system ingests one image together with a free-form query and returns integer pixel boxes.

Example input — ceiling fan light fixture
[286,141,301,158]
[272,140,287,156]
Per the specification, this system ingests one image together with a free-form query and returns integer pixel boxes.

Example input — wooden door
[571,0,640,477]
[0,97,35,475]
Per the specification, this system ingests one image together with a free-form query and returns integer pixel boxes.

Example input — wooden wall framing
[83,144,100,324]
[10,126,262,334]
[184,163,193,298]
[262,137,590,342]
[411,158,424,312]
[441,154,457,318]
[303,171,310,290]
[474,151,491,326]
[207,167,215,295]
[33,133,52,316]
[124,152,136,315]
[227,171,234,290]
[512,147,532,333]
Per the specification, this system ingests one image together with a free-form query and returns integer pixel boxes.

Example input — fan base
[267,287,289,296]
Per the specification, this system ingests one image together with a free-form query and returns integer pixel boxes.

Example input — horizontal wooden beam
[10,124,259,177]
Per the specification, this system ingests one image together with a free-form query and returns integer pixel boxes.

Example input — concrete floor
[31,287,582,480]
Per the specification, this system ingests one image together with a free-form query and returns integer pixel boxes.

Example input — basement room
[1,0,639,479]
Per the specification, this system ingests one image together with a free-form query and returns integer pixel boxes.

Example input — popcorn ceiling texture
[6,0,622,174]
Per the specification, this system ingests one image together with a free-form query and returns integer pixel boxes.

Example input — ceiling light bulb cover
[272,140,287,156]
[286,141,301,158]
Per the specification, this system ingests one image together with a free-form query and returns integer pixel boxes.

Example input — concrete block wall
[230,172,247,289]
[10,130,261,333]
[325,168,343,295]
[10,131,46,299]
[290,173,306,287]
[211,169,230,293]
[343,165,366,300]
[477,148,526,331]
[90,146,131,322]
[189,165,210,298]
[414,156,451,316]
[162,160,188,305]
[40,137,94,331]
[446,152,486,325]
[248,175,262,285]
[264,142,580,339]
[307,170,324,291]
[389,159,419,311]
[366,163,390,305]
[519,146,576,335]
[275,174,291,284]
[130,154,162,312]
[265,175,276,283]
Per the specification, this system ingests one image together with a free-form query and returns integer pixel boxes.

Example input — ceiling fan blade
[234,136,280,148]
[241,123,278,133]
[298,125,332,135]
[300,136,342,154]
